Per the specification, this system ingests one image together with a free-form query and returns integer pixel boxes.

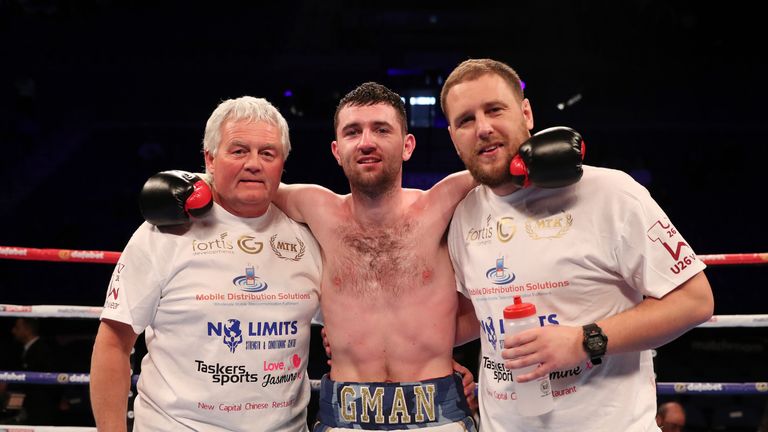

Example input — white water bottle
[503,295,554,416]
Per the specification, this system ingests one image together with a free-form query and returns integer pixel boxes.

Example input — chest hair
[332,219,421,297]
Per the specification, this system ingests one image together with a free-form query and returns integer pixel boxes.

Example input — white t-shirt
[101,202,322,432]
[448,166,705,432]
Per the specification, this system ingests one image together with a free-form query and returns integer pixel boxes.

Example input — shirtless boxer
[276,83,478,431]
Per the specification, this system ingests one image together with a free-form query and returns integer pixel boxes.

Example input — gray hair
[203,96,291,161]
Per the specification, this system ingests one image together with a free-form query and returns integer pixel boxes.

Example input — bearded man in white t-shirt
[442,58,714,431]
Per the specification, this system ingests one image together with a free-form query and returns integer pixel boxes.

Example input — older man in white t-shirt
[90,96,322,432]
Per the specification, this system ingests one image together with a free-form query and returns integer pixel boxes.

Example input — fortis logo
[466,214,494,244]
[192,232,234,254]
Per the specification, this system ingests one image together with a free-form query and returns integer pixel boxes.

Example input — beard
[462,150,515,187]
[342,159,400,198]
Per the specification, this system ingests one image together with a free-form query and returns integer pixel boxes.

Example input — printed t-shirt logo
[270,235,305,261]
[525,212,573,239]
[108,263,124,300]
[465,214,495,246]
[485,256,515,285]
[237,235,264,254]
[192,232,234,255]
[208,320,300,352]
[232,264,268,292]
[222,319,244,353]
[496,217,516,242]
[481,317,498,351]
[646,218,698,275]
[104,263,124,309]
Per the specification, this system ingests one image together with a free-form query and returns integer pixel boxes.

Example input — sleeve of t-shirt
[614,177,706,299]
[100,223,167,334]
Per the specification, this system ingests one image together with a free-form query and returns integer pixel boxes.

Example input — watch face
[588,338,605,350]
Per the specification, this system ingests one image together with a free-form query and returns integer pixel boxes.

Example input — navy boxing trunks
[313,373,476,431]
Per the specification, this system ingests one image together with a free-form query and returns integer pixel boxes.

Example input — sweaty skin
[275,103,477,382]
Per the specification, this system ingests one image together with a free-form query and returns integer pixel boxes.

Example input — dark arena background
[1,1,766,431]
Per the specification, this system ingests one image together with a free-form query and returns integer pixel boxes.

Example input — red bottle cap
[503,295,536,319]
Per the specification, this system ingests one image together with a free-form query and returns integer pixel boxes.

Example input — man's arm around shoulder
[274,183,339,223]
[427,171,477,219]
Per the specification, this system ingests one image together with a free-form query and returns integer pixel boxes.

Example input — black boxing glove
[509,126,585,188]
[139,170,213,226]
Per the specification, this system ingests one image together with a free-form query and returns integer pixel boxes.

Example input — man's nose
[244,152,263,171]
[357,129,376,152]
[476,114,493,139]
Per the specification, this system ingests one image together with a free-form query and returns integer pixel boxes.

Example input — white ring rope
[1,372,765,396]
[0,305,103,319]
[698,314,768,328]
[7,305,766,328]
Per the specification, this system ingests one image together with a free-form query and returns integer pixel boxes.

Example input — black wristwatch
[582,323,608,365]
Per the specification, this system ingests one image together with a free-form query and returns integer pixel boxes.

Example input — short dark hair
[334,82,408,135]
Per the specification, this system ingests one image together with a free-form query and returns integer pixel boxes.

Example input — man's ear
[402,134,416,161]
[448,125,461,157]
[522,98,534,131]
[204,150,215,175]
[331,141,342,165]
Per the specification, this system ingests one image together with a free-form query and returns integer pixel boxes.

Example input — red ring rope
[2,246,766,266]
[698,253,768,265]
[0,246,120,264]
